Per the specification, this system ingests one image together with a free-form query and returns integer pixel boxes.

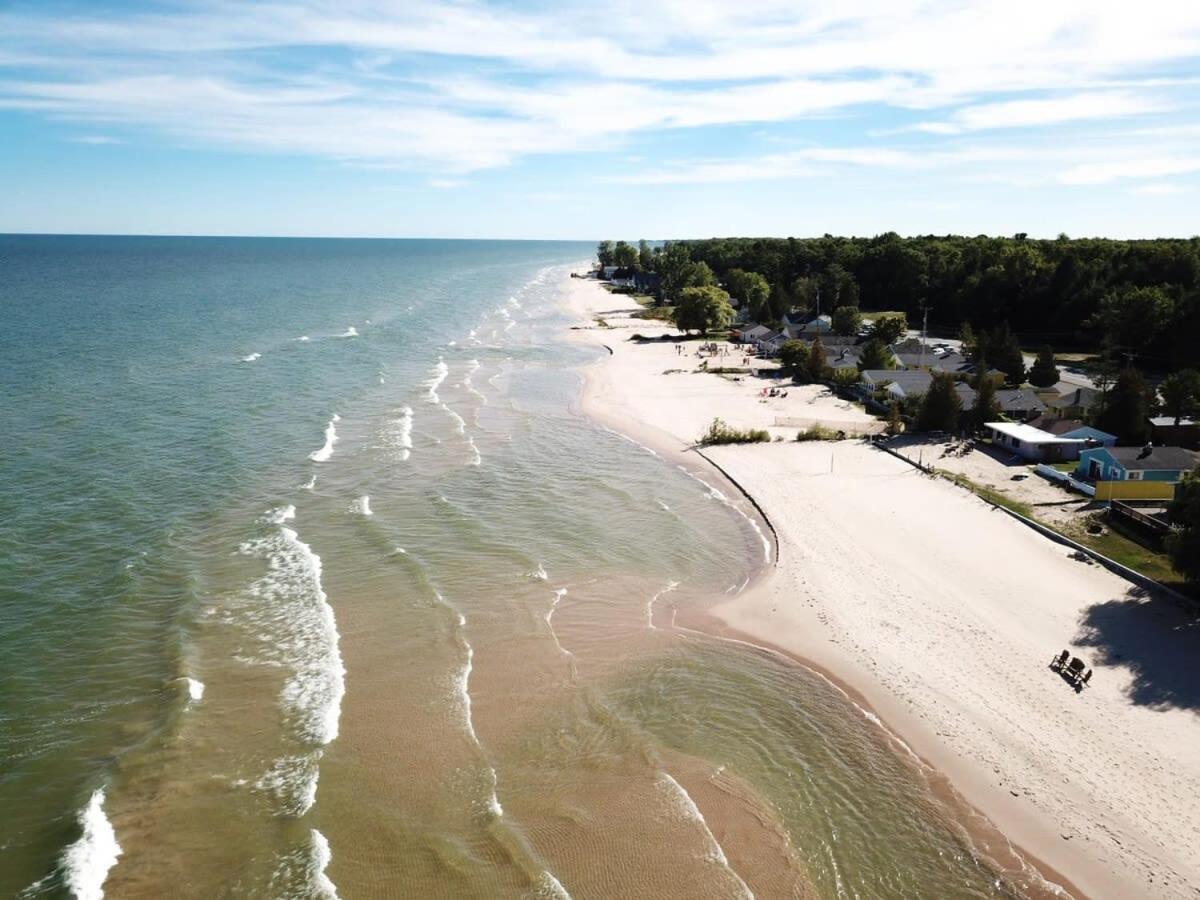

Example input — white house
[985,421,1089,461]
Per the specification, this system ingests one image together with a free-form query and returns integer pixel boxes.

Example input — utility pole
[918,301,929,370]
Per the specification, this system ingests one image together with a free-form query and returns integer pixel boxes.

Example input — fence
[1094,480,1176,501]
[1033,464,1096,497]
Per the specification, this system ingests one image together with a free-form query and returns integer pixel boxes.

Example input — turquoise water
[1,236,1046,898]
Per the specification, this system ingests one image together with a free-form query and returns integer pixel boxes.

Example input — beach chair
[1065,657,1085,684]
[1050,649,1069,671]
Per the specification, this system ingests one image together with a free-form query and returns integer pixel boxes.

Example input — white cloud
[1059,157,1200,185]
[68,134,121,144]
[1130,182,1192,195]
[914,91,1167,134]
[0,0,1198,176]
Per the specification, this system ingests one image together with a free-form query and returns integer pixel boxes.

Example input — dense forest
[599,234,1200,372]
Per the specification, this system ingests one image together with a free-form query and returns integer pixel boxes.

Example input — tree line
[601,234,1200,372]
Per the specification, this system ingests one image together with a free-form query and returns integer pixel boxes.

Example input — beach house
[1076,445,1200,484]
[985,422,1089,461]
[860,369,933,401]
[1147,416,1199,449]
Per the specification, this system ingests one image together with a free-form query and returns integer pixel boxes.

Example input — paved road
[903,330,1097,390]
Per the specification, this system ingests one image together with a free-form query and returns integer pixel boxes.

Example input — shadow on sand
[1073,587,1200,712]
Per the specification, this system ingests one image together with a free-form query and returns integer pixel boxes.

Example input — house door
[1088,459,1102,479]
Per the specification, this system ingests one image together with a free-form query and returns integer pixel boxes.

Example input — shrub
[795,425,839,441]
[699,417,771,445]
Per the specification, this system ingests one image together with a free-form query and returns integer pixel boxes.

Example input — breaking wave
[351,496,373,517]
[241,352,261,362]
[656,773,753,898]
[61,789,122,900]
[425,358,449,403]
[339,326,358,338]
[309,415,340,462]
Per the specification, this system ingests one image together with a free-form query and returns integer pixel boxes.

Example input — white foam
[676,466,771,564]
[528,563,548,582]
[186,678,205,702]
[466,435,482,466]
[545,588,572,657]
[646,581,679,630]
[351,496,373,517]
[339,326,358,338]
[241,522,344,747]
[455,636,479,744]
[296,335,311,342]
[255,754,320,816]
[241,352,261,362]
[535,871,572,900]
[487,789,504,818]
[657,500,671,512]
[442,404,467,435]
[383,406,413,461]
[309,415,340,462]
[61,789,122,900]
[301,475,317,491]
[309,830,340,900]
[656,774,753,898]
[425,358,449,403]
[263,504,297,524]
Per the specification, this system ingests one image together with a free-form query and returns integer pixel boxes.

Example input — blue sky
[2,0,1200,239]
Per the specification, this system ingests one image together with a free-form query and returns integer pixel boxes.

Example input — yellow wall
[1095,480,1176,501]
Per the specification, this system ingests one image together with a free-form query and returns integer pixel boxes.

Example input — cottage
[995,389,1047,421]
[1046,387,1101,418]
[1147,416,1199,449]
[825,345,863,371]
[609,266,637,287]
[632,271,661,294]
[757,330,790,356]
[1076,445,1200,483]
[860,369,933,401]
[985,422,1088,461]
[735,324,772,345]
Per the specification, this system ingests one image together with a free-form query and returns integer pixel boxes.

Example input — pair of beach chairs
[1050,650,1092,688]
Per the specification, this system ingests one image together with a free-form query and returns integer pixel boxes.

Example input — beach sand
[567,273,1200,898]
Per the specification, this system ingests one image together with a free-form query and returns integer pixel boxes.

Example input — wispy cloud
[68,134,122,145]
[1,0,1199,179]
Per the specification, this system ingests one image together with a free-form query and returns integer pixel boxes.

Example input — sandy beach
[567,272,1200,898]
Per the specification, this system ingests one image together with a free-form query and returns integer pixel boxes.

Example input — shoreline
[563,270,1200,899]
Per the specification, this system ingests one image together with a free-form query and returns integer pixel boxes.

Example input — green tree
[987,324,1026,385]
[778,340,810,378]
[725,269,770,321]
[917,373,962,433]
[790,276,818,316]
[871,313,908,345]
[597,240,615,267]
[613,240,639,268]
[832,305,863,336]
[673,286,734,336]
[1028,345,1059,388]
[958,321,977,360]
[638,239,654,271]
[805,333,829,383]
[971,358,1001,432]
[1092,285,1172,355]
[820,263,859,310]
[1096,367,1152,443]
[1160,369,1200,425]
[1167,469,1200,583]
[885,402,903,436]
[858,338,891,371]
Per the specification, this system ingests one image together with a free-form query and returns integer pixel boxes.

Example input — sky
[2,0,1200,239]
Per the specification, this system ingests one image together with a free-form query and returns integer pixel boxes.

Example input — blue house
[1076,445,1200,482]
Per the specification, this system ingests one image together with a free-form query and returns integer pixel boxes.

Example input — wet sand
[567,273,1200,898]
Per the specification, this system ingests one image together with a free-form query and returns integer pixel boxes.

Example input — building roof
[1102,445,1200,471]
[1148,416,1198,427]
[1047,387,1100,410]
[1059,425,1118,443]
[739,324,772,339]
[985,422,1087,445]
[996,389,1047,414]
[863,370,933,393]
[1028,415,1086,435]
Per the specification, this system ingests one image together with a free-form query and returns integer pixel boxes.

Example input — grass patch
[940,471,1192,592]
[936,470,1036,518]
[1070,525,1182,585]
[796,425,839,442]
[699,417,770,445]
[1046,461,1077,473]
[632,306,675,321]
[860,310,907,322]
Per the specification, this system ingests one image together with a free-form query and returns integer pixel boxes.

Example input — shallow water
[2,236,1048,897]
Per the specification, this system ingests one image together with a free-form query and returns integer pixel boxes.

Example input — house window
[1128,471,1142,481]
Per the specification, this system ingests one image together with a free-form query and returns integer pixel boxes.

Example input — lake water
[1,236,1045,898]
